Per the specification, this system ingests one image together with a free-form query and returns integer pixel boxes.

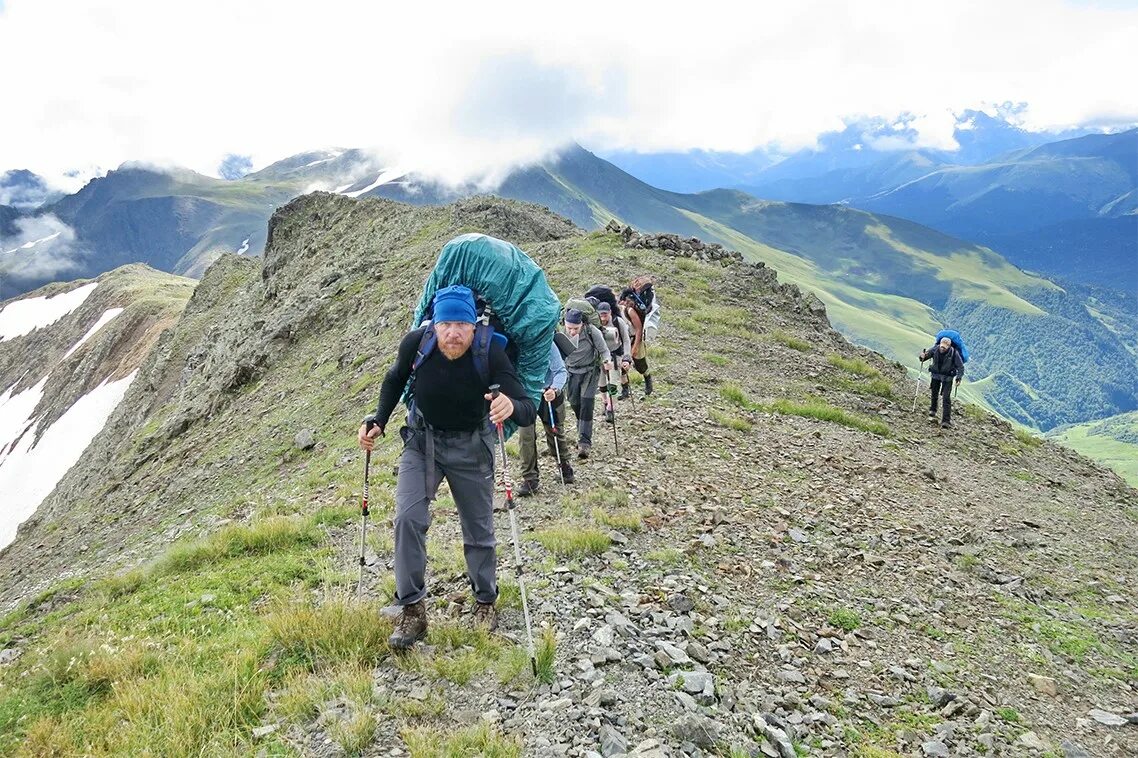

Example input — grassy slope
[1048,412,1138,486]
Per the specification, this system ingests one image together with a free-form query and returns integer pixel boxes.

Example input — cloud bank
[1,0,1135,188]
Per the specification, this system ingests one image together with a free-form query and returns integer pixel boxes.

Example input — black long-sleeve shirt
[921,345,965,381]
[374,327,536,431]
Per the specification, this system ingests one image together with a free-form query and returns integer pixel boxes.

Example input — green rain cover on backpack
[411,233,560,439]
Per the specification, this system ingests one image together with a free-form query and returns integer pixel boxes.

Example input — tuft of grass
[592,507,644,532]
[533,526,612,557]
[1015,428,1044,448]
[828,354,881,377]
[275,664,375,724]
[264,596,392,669]
[710,409,753,432]
[771,331,812,352]
[996,706,1021,723]
[645,548,686,566]
[154,516,321,576]
[760,398,891,437]
[391,692,447,721]
[401,722,522,758]
[828,608,861,631]
[703,353,729,367]
[720,383,751,408]
[534,627,557,684]
[329,704,378,756]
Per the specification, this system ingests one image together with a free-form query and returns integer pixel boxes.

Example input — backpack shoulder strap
[472,323,494,387]
[411,326,438,373]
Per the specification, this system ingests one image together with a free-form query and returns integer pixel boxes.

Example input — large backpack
[407,233,561,438]
[630,275,656,313]
[564,296,602,329]
[933,329,969,363]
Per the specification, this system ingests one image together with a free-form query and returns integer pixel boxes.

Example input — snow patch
[0,377,48,466]
[344,168,406,198]
[0,371,137,548]
[0,282,98,342]
[1,232,62,256]
[62,307,125,360]
[236,238,250,255]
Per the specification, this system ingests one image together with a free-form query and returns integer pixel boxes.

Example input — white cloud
[0,215,87,289]
[0,0,1135,187]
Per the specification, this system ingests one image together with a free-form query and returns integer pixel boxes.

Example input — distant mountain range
[2,137,1135,438]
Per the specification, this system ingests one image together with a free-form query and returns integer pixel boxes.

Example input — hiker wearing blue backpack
[359,285,537,649]
[920,335,965,428]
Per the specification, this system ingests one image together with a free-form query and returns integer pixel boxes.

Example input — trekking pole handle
[489,383,501,400]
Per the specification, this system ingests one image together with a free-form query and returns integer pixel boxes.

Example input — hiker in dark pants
[920,336,964,428]
[563,308,612,459]
[516,342,573,495]
[359,285,536,649]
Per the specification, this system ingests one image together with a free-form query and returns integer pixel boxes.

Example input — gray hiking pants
[393,424,498,606]
[518,398,570,482]
[566,368,600,445]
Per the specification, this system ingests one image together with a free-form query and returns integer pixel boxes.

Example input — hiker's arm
[548,343,568,393]
[489,343,537,427]
[954,350,964,380]
[589,325,612,365]
[373,329,422,430]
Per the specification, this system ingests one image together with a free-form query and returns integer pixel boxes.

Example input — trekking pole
[548,401,566,485]
[606,385,619,454]
[489,385,538,677]
[357,415,377,597]
[912,359,925,413]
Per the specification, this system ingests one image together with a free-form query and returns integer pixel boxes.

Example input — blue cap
[433,285,477,324]
[565,308,584,325]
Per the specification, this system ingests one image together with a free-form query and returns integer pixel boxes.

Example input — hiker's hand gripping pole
[490,384,538,677]
[547,395,565,485]
[357,415,379,597]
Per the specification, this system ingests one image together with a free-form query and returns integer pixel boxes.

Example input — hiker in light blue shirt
[516,342,574,495]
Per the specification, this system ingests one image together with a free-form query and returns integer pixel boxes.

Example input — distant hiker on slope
[920,336,964,428]
[358,285,536,649]
[563,308,612,459]
[515,342,574,495]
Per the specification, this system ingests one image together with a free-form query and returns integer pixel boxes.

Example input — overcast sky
[2,0,1136,189]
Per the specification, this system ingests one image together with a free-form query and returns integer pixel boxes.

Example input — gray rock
[686,640,711,663]
[1017,731,1048,750]
[599,723,627,757]
[672,714,721,749]
[753,715,796,758]
[669,670,714,696]
[921,740,949,757]
[669,594,695,614]
[0,648,21,665]
[294,429,316,450]
[655,641,692,665]
[606,611,639,637]
[814,637,833,654]
[868,693,901,707]
[1060,739,1091,758]
[592,625,615,647]
[1088,709,1127,726]
[674,691,699,711]
[776,668,805,684]
[252,723,279,739]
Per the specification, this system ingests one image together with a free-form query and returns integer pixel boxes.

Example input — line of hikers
[355,233,967,651]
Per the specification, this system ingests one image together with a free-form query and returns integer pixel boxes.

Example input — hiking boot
[618,385,631,401]
[388,600,428,650]
[940,420,953,429]
[927,410,937,419]
[560,463,575,484]
[516,479,539,497]
[472,601,499,631]
[644,375,654,396]
[577,443,590,459]
[604,408,614,423]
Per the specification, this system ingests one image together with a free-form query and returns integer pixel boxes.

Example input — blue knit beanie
[432,285,477,324]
